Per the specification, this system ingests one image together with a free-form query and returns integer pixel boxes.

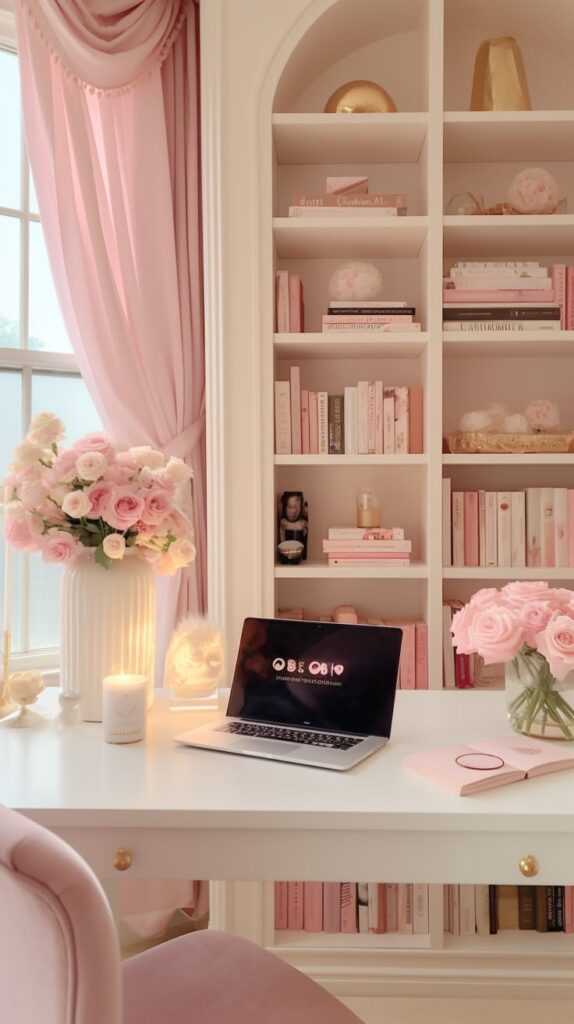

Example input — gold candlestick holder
[0,629,18,719]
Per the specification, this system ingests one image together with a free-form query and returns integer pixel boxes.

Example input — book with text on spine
[293,192,406,207]
[403,735,574,795]
[289,205,406,217]
[443,288,554,304]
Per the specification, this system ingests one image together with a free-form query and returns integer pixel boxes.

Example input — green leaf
[94,545,111,569]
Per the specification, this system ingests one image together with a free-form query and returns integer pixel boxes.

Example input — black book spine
[518,886,536,930]
[488,885,498,934]
[442,307,560,321]
[328,394,345,455]
[328,307,417,316]
[535,886,548,932]
[554,886,565,931]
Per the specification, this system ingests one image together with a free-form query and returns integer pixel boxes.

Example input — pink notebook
[403,735,574,795]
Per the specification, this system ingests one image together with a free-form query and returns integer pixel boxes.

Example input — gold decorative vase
[470,36,532,111]
[324,80,397,113]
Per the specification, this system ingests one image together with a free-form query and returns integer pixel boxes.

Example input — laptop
[175,616,402,771]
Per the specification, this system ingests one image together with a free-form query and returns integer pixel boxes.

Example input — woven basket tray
[446,430,574,454]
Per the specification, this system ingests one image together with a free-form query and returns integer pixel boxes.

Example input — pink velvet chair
[0,803,361,1023]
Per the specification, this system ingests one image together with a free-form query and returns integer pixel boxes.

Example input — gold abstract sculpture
[470,37,532,111]
[324,80,397,113]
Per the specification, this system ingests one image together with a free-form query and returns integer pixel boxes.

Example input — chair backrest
[0,803,122,1024]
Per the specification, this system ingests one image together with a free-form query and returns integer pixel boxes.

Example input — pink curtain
[15,0,207,937]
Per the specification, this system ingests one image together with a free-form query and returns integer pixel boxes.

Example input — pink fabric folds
[15,0,206,937]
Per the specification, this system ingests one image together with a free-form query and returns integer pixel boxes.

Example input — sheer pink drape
[15,0,206,937]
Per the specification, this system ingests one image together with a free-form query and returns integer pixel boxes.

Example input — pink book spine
[276,270,289,332]
[567,266,574,330]
[308,391,319,454]
[447,276,552,291]
[398,883,413,934]
[394,385,409,454]
[317,391,329,454]
[357,381,369,455]
[367,381,376,454]
[497,492,512,566]
[454,651,473,688]
[322,314,414,324]
[328,553,410,561]
[323,882,342,933]
[541,487,555,567]
[564,886,574,934]
[415,622,428,690]
[377,884,387,933]
[300,389,310,455]
[303,882,323,932]
[326,175,369,195]
[485,491,498,566]
[289,366,301,454]
[274,881,288,929]
[386,883,399,932]
[288,274,302,332]
[478,489,486,566]
[322,539,412,551]
[408,386,423,453]
[551,264,567,329]
[274,381,291,455]
[398,622,416,689]
[443,287,554,303]
[340,882,358,933]
[287,881,304,930]
[510,491,526,568]
[526,487,542,567]
[463,491,479,567]
[568,490,574,567]
[442,477,452,567]
[452,491,465,567]
[554,488,569,568]
[295,191,405,206]
[383,388,395,454]
[375,380,384,454]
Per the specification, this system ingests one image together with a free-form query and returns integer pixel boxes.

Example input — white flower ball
[507,167,560,215]
[485,403,509,429]
[328,261,383,301]
[502,413,529,434]
[459,410,494,432]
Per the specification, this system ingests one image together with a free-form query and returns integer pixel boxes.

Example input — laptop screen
[226,617,402,737]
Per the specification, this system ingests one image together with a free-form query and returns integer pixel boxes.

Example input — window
[0,44,101,668]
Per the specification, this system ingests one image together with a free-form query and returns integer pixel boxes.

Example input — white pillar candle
[102,673,147,744]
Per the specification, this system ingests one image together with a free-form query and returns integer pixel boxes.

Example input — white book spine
[442,477,452,567]
[368,882,379,933]
[442,604,456,689]
[274,381,291,455]
[375,380,384,455]
[289,366,301,454]
[485,492,498,567]
[475,885,490,937]
[367,381,376,455]
[510,491,526,568]
[497,492,512,566]
[344,386,358,455]
[383,389,395,454]
[385,883,398,932]
[450,885,460,936]
[554,487,569,567]
[398,883,413,934]
[317,391,329,455]
[412,884,429,934]
[526,487,542,567]
[459,884,476,936]
[478,489,486,567]
[394,385,409,455]
[452,491,465,567]
[541,487,555,567]
[276,270,290,332]
[357,381,369,455]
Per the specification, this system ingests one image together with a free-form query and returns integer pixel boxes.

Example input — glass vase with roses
[451,582,574,740]
[4,412,197,721]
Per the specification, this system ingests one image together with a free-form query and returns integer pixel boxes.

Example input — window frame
[1,33,84,675]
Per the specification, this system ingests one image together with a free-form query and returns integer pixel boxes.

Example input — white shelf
[443,567,574,580]
[275,454,427,466]
[443,216,574,257]
[273,217,428,258]
[274,333,428,359]
[444,111,574,163]
[272,113,428,164]
[443,332,574,358]
[275,562,428,579]
[275,930,430,950]
[443,454,574,466]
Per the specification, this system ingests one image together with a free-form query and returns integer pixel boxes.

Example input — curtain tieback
[163,413,204,461]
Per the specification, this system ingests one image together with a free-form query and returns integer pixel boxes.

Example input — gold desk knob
[113,848,133,872]
[519,855,539,878]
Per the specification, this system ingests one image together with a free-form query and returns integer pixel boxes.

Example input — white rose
[169,537,197,567]
[103,533,126,560]
[75,451,108,481]
[62,490,92,518]
[165,456,194,483]
[27,411,65,446]
[49,483,73,506]
[128,446,165,470]
[11,441,45,471]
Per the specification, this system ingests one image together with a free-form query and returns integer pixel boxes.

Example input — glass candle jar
[356,489,381,529]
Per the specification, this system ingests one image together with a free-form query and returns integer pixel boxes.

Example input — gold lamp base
[470,36,532,111]
[324,80,397,113]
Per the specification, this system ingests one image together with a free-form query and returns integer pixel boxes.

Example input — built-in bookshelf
[209,0,574,1005]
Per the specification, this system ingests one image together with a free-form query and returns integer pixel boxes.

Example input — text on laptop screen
[226,618,402,736]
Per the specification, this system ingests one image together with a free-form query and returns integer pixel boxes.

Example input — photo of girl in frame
[277,491,308,564]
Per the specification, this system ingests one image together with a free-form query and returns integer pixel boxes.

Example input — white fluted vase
[60,554,156,722]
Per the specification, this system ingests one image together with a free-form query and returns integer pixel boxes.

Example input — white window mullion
[20,364,32,653]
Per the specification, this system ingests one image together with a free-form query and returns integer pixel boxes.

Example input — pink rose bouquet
[451,582,574,739]
[3,413,196,574]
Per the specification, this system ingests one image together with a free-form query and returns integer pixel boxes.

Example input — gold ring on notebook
[455,753,505,771]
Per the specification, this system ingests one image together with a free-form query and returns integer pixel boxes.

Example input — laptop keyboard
[225,721,363,751]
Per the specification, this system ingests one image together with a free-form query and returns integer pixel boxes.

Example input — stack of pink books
[322,300,421,334]
[275,270,304,332]
[288,174,407,218]
[443,260,564,332]
[274,880,429,935]
[322,526,411,567]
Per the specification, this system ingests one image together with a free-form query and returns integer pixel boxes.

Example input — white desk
[2,689,574,885]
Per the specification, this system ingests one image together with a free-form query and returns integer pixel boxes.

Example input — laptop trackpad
[236,739,300,756]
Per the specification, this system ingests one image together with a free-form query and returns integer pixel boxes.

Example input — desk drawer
[53,827,210,879]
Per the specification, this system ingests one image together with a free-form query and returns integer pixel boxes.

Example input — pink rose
[102,533,126,560]
[71,432,114,459]
[155,552,177,576]
[26,412,65,446]
[19,480,48,510]
[103,488,145,530]
[102,464,133,486]
[62,490,92,519]
[136,546,160,564]
[75,451,108,482]
[166,507,194,540]
[41,530,79,564]
[141,489,172,525]
[467,607,525,664]
[469,588,504,611]
[538,614,574,681]
[501,581,550,608]
[86,483,113,519]
[168,537,196,567]
[44,448,78,486]
[5,510,40,552]
[519,600,555,648]
[523,399,560,431]
[150,469,177,494]
[450,603,475,654]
